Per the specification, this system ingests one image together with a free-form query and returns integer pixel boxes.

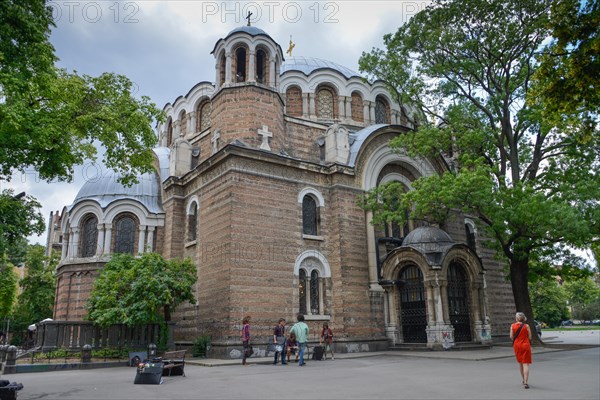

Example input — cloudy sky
[3,0,429,245]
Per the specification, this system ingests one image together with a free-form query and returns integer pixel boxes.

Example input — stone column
[338,96,345,119]
[215,63,220,90]
[302,93,309,118]
[103,226,113,255]
[345,97,352,121]
[186,113,193,136]
[61,233,69,259]
[146,226,155,252]
[309,94,316,117]
[426,283,436,325]
[69,227,80,259]
[248,50,255,82]
[190,111,197,135]
[365,211,378,286]
[225,52,232,84]
[96,223,105,257]
[363,101,370,124]
[138,225,147,254]
[369,102,376,123]
[174,120,181,139]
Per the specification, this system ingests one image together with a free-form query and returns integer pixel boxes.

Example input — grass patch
[543,326,600,332]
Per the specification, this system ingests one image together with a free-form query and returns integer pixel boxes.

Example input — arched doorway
[447,262,472,342]
[399,265,427,343]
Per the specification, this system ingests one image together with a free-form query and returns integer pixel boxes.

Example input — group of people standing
[241,314,334,366]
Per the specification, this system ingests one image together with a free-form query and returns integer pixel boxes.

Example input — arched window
[166,119,173,146]
[235,47,247,82]
[317,87,335,119]
[256,49,267,84]
[351,91,364,122]
[299,269,307,315]
[113,214,136,254]
[219,53,226,85]
[188,201,198,241]
[302,195,319,235]
[286,86,302,117]
[196,101,211,133]
[180,111,187,136]
[465,222,477,251]
[375,96,391,124]
[80,214,98,258]
[310,270,320,314]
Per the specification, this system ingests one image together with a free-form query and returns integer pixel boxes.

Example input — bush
[192,334,211,357]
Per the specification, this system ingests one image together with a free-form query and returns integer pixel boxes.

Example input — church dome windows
[316,85,337,120]
[113,213,138,254]
[233,45,248,82]
[375,95,391,124]
[351,91,364,123]
[196,100,211,133]
[256,48,267,84]
[285,85,302,117]
[79,214,98,258]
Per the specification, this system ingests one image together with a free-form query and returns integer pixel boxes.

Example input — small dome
[71,170,163,214]
[403,226,454,246]
[227,26,268,37]
[281,57,361,79]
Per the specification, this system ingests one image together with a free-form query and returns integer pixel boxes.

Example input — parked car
[561,320,574,326]
[534,320,542,337]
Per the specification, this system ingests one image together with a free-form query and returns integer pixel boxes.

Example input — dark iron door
[399,265,427,343]
[447,263,472,342]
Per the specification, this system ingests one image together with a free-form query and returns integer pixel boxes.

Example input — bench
[160,350,187,377]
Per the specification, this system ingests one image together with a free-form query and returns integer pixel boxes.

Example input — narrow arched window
[196,101,211,133]
[351,91,364,122]
[310,270,320,314]
[375,96,391,124]
[80,215,98,257]
[286,86,302,117]
[465,223,476,251]
[317,88,334,119]
[235,47,247,82]
[219,53,226,85]
[167,119,173,146]
[180,111,187,136]
[256,49,267,84]
[188,202,198,241]
[299,269,307,315]
[114,215,136,254]
[302,195,318,235]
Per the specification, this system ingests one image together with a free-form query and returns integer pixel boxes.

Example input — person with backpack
[290,314,309,366]
[320,322,334,360]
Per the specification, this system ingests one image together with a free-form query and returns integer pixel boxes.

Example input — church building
[49,26,516,357]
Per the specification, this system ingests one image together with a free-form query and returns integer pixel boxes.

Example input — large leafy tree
[359,0,600,337]
[0,0,163,185]
[530,278,570,328]
[87,253,197,328]
[564,277,600,321]
[0,189,45,257]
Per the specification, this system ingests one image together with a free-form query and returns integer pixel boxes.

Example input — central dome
[71,170,163,214]
[280,57,361,79]
[403,226,454,246]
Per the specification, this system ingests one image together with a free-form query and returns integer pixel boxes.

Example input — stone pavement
[5,330,600,400]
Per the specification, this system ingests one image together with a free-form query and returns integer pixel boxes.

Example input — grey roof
[348,124,389,167]
[153,147,170,182]
[70,171,163,214]
[280,57,361,79]
[402,226,454,267]
[228,26,268,36]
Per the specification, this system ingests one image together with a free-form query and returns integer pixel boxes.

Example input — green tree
[87,253,197,328]
[0,256,18,318]
[359,0,600,338]
[0,189,45,257]
[0,0,163,185]
[530,278,570,328]
[564,278,600,321]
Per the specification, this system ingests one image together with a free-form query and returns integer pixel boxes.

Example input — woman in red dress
[510,312,532,388]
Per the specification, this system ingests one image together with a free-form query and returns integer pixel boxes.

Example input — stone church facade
[49,26,516,357]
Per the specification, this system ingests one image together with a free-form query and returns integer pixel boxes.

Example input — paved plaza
[4,330,599,400]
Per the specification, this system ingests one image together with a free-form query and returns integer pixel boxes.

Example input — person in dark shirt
[273,318,287,365]
[285,332,299,363]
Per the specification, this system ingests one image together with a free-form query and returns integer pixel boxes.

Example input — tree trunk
[509,258,542,345]
[164,305,171,322]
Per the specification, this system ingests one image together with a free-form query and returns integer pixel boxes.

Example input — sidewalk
[187,334,594,366]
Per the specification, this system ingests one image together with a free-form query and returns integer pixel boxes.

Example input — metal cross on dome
[246,11,252,26]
